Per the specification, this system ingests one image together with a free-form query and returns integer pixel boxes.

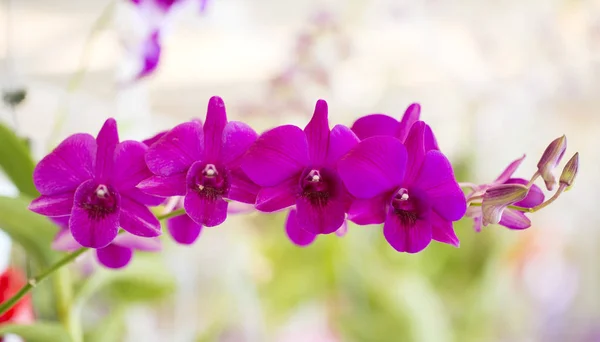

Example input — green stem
[468,201,532,213]
[0,208,186,317]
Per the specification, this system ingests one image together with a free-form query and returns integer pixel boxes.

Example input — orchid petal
[494,155,526,184]
[347,195,387,225]
[96,244,133,269]
[221,121,258,168]
[29,193,74,217]
[295,195,346,235]
[499,209,532,230]
[228,168,261,204]
[505,179,544,208]
[242,125,309,187]
[33,133,95,196]
[413,151,466,221]
[383,210,432,253]
[326,124,359,166]
[204,96,228,162]
[304,100,330,165]
[70,180,120,248]
[395,103,421,142]
[338,136,406,199]
[167,214,203,245]
[52,228,81,252]
[113,233,161,251]
[481,184,529,226]
[113,140,152,191]
[184,192,228,227]
[255,176,298,212]
[430,211,459,247]
[138,173,187,197]
[119,195,161,237]
[285,209,317,247]
[145,121,204,176]
[351,114,398,140]
[95,118,119,181]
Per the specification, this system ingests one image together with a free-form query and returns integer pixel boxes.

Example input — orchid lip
[187,162,230,201]
[80,183,118,220]
[300,168,336,207]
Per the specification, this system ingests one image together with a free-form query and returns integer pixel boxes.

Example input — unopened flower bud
[482,184,529,226]
[537,135,567,191]
[559,152,579,188]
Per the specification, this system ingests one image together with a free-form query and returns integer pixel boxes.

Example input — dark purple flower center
[79,184,118,220]
[390,187,430,226]
[188,163,230,200]
[300,168,339,207]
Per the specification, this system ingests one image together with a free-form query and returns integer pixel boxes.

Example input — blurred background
[0,0,599,341]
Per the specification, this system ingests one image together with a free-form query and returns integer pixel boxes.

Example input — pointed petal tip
[560,152,579,187]
[208,96,224,107]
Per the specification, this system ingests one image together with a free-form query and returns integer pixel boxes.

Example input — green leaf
[0,122,38,197]
[0,196,59,266]
[0,322,72,342]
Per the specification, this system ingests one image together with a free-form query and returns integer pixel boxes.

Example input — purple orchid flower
[338,121,466,253]
[139,96,260,228]
[29,119,162,249]
[241,100,359,236]
[51,217,160,269]
[465,155,545,231]
[350,103,422,143]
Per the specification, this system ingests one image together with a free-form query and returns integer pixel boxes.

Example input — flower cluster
[28,96,578,268]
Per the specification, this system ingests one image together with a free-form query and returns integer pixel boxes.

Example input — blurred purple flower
[126,0,209,80]
[52,217,160,269]
[338,121,466,253]
[466,155,545,231]
[242,100,359,236]
[140,96,260,227]
[29,119,163,249]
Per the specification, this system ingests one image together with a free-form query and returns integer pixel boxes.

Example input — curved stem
[0,208,186,316]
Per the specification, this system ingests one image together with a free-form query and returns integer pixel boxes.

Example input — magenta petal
[29,193,74,217]
[33,133,95,195]
[113,233,161,251]
[494,155,526,184]
[351,114,398,140]
[430,211,459,247]
[70,181,120,248]
[242,125,309,187]
[96,244,133,269]
[424,124,439,151]
[145,121,204,176]
[112,141,152,191]
[228,168,261,204]
[499,209,531,230]
[184,192,228,227]
[137,173,187,197]
[295,196,345,235]
[95,119,119,181]
[338,136,407,199]
[121,187,164,206]
[256,178,298,212]
[505,179,545,208]
[142,130,167,147]
[413,151,466,221]
[167,214,203,245]
[204,96,228,162]
[347,195,387,225]
[119,196,161,237]
[285,209,316,247]
[395,103,421,143]
[403,121,433,185]
[221,121,258,168]
[383,211,432,253]
[304,100,330,165]
[326,124,359,166]
[52,228,81,252]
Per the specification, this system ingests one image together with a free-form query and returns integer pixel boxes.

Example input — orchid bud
[537,135,567,191]
[559,152,579,188]
[482,184,529,226]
